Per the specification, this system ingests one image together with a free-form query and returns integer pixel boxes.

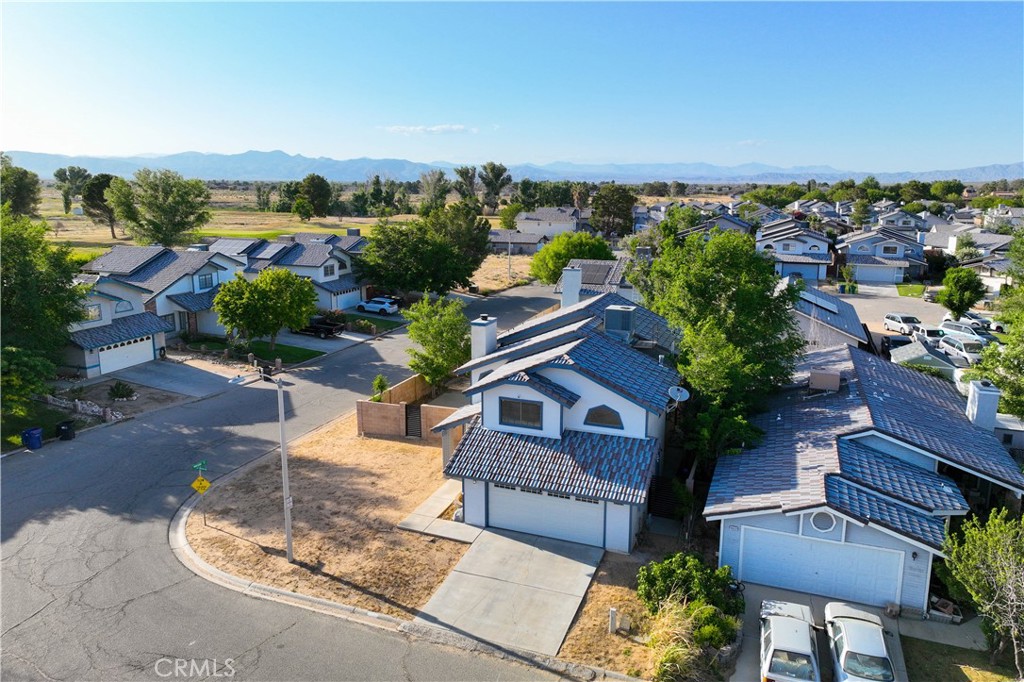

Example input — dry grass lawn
[559,534,686,678]
[64,379,188,417]
[186,413,467,619]
[469,254,534,294]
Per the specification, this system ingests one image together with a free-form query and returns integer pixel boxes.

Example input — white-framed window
[882,245,898,255]
[85,304,102,321]
[808,245,820,252]
[198,273,213,289]
[323,264,336,277]
[178,311,188,331]
[499,398,543,429]
[114,300,133,313]
[782,243,793,252]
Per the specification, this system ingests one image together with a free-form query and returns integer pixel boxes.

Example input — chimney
[561,266,582,308]
[917,231,926,245]
[470,314,497,360]
[948,235,958,252]
[966,380,1001,431]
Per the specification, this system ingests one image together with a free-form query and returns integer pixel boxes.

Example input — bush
[685,601,738,649]
[320,309,346,324]
[371,373,388,402]
[107,381,136,400]
[647,599,700,682]
[637,552,744,616]
[350,319,375,334]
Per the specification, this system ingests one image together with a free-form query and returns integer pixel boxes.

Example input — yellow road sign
[191,475,211,495]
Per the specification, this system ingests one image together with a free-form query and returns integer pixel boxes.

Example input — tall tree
[850,198,871,227]
[213,269,317,352]
[0,154,42,217]
[81,173,119,239]
[53,166,92,214]
[404,297,471,393]
[354,220,471,295]
[418,169,451,216]
[299,173,332,217]
[669,181,688,197]
[499,202,523,230]
[571,182,590,210]
[936,267,987,320]
[592,184,638,237]
[529,231,614,284]
[422,202,491,272]
[254,182,273,212]
[106,168,212,246]
[452,166,479,205]
[943,509,1024,678]
[0,206,87,417]
[513,178,539,211]
[478,161,512,215]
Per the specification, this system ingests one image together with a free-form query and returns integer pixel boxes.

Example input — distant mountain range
[6,150,1022,185]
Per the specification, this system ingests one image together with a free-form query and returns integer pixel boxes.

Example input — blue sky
[3,2,1021,172]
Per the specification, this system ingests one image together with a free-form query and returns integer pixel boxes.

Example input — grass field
[344,313,404,331]
[901,636,1017,682]
[2,404,86,452]
[897,284,926,297]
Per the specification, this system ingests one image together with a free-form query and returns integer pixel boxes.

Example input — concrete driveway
[271,329,362,353]
[415,530,603,656]
[110,359,232,397]
[730,582,908,682]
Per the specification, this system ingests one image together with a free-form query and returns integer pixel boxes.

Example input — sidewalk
[397,479,481,543]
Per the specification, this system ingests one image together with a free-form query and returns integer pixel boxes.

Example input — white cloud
[381,124,478,135]
[736,139,768,148]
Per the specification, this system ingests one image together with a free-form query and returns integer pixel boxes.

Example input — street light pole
[275,378,294,563]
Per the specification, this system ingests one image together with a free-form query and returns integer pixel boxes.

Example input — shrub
[685,600,739,649]
[320,309,346,324]
[647,599,700,682]
[351,319,375,334]
[107,381,136,400]
[371,373,388,402]
[637,552,744,616]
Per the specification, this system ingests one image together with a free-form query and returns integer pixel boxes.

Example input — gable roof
[167,285,220,313]
[518,206,578,223]
[793,284,868,344]
[553,257,630,294]
[489,230,547,245]
[112,250,230,295]
[888,340,957,367]
[69,312,173,350]
[83,246,167,275]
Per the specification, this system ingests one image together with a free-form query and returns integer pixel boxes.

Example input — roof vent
[808,370,841,392]
[605,305,636,343]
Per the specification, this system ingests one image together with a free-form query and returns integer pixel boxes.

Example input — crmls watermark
[154,658,236,678]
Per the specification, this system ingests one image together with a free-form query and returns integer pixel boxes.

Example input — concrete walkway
[415,530,603,656]
[109,359,234,397]
[397,480,481,543]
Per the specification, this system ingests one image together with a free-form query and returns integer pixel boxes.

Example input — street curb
[168,413,642,682]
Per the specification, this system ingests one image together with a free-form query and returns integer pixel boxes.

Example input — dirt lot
[186,413,467,619]
[469,253,534,294]
[63,379,189,418]
[558,534,686,678]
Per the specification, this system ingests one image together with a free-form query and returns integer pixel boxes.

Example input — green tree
[452,166,478,204]
[931,179,965,202]
[850,199,871,227]
[936,267,987,320]
[571,182,590,210]
[670,181,688,197]
[513,178,539,211]
[902,201,926,215]
[660,205,705,240]
[213,269,317,352]
[299,173,332,217]
[254,182,273,212]
[955,233,981,262]
[421,202,491,273]
[0,155,42,217]
[404,297,470,393]
[354,220,470,295]
[529,231,614,284]
[370,373,389,402]
[106,168,212,246]
[592,184,638,237]
[943,509,1024,677]
[292,196,314,222]
[0,206,87,417]
[478,161,512,215]
[418,169,451,216]
[53,166,92,214]
[900,180,931,203]
[928,201,947,216]
[81,173,119,239]
[535,180,573,207]
[499,202,523,231]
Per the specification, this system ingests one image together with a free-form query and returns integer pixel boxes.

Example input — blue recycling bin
[838,284,847,293]
[21,426,43,450]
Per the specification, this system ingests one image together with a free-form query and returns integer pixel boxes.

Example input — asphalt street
[1,286,559,681]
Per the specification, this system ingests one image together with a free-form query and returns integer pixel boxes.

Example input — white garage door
[739,527,902,606]
[99,337,154,374]
[781,264,822,281]
[855,266,900,283]
[489,484,605,547]
[335,290,361,310]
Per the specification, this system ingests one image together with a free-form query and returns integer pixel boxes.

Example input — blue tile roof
[825,476,947,550]
[167,285,220,313]
[457,318,592,375]
[69,312,174,350]
[836,439,968,513]
[313,274,360,294]
[444,419,659,505]
[794,285,868,344]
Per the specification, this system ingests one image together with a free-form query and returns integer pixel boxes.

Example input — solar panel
[580,262,612,285]
[801,290,839,315]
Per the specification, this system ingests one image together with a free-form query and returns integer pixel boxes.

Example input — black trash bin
[57,420,76,441]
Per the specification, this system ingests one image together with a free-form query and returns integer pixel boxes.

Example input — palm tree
[478,162,512,215]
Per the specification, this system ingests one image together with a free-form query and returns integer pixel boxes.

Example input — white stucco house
[836,228,926,282]
[756,222,831,281]
[704,346,1024,614]
[432,270,681,552]
[876,210,927,232]
[64,274,174,377]
[515,207,580,239]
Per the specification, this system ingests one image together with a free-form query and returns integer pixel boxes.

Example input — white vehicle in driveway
[939,335,984,364]
[882,313,921,335]
[912,325,946,348]
[356,297,399,315]
[760,600,822,682]
[824,602,896,682]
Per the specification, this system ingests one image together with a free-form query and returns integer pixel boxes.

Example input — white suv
[882,313,921,335]
[912,325,946,348]
[357,297,399,315]
[939,335,984,364]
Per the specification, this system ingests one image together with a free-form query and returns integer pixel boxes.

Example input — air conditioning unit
[605,305,636,342]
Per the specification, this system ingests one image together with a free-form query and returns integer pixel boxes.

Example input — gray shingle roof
[430,403,482,433]
[458,318,592,375]
[518,207,578,222]
[274,242,334,267]
[207,238,262,257]
[83,246,167,275]
[313,274,360,294]
[773,252,831,264]
[844,254,912,268]
[888,340,956,367]
[110,250,228,296]
[553,257,629,294]
[489,230,546,245]
[794,285,867,343]
[69,312,174,349]
[167,285,220,313]
[444,418,659,505]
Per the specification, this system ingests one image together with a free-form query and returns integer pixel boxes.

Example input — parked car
[824,602,895,682]
[290,315,345,339]
[939,335,984,364]
[760,600,822,682]
[939,321,1000,346]
[357,297,399,315]
[882,313,921,335]
[879,335,912,360]
[912,325,946,348]
[942,311,992,329]
[990,317,1011,333]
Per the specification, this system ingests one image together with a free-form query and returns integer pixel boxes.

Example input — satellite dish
[668,386,690,402]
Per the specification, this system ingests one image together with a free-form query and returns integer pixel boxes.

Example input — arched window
[115,300,134,313]
[808,245,820,252]
[584,405,623,429]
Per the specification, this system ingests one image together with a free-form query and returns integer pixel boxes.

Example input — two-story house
[433,271,681,552]
[646,202,676,225]
[876,209,927,232]
[705,345,1024,614]
[756,222,832,281]
[515,207,579,238]
[64,274,174,377]
[836,227,926,282]
[81,245,245,340]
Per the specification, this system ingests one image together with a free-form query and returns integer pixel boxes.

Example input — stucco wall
[356,400,404,438]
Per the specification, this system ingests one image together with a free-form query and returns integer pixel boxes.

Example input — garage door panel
[740,527,901,606]
[99,337,154,374]
[336,291,361,309]
[489,484,604,547]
